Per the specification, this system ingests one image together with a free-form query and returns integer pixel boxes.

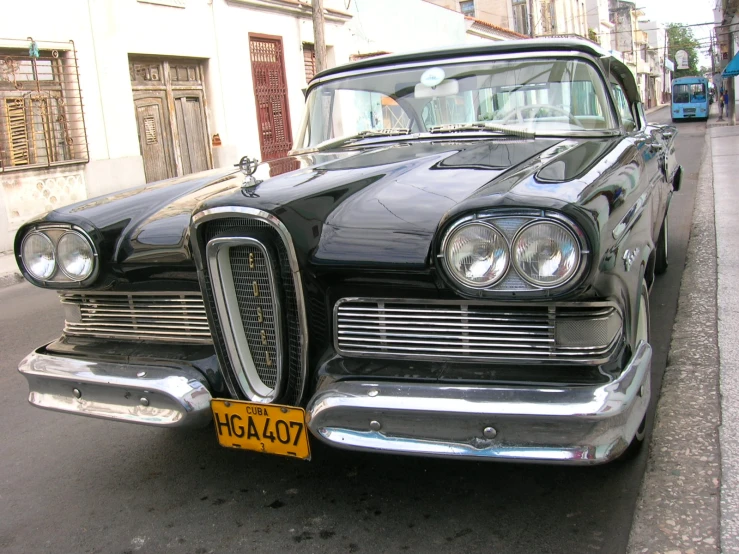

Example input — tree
[667,23,700,78]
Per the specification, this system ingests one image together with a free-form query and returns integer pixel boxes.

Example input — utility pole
[663,28,668,104]
[730,29,736,125]
[312,0,327,74]
[527,0,535,37]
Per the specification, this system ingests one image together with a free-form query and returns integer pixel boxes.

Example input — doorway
[129,57,211,183]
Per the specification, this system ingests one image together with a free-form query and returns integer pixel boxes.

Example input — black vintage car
[15,39,680,464]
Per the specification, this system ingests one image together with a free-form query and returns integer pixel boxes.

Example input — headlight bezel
[17,224,98,287]
[20,231,56,281]
[438,211,590,296]
[511,219,582,287]
[57,230,96,281]
[441,221,511,289]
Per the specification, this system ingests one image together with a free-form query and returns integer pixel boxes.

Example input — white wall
[0,0,352,251]
[344,0,468,56]
[0,0,485,252]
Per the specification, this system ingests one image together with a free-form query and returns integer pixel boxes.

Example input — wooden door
[129,57,212,183]
[173,92,209,175]
[249,35,293,161]
[134,92,176,183]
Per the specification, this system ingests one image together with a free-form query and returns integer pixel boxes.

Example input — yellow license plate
[211,399,311,460]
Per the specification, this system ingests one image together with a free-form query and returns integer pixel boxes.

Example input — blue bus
[671,76,709,121]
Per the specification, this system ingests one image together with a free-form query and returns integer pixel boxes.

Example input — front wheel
[655,214,669,275]
[617,280,651,461]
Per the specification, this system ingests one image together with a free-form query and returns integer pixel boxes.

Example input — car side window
[611,81,636,132]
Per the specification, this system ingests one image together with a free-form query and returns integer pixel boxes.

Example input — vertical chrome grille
[207,236,283,401]
[229,245,279,389]
[196,212,307,406]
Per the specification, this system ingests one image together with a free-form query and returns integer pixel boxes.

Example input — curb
[0,272,24,288]
[627,132,721,551]
[646,104,668,115]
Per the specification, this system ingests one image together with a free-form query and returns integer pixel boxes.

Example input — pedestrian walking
[724,89,730,120]
[720,90,725,119]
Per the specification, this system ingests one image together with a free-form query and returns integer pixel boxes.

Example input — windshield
[672,83,706,104]
[297,58,617,149]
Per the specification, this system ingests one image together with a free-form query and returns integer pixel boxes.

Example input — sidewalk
[628,105,739,552]
[0,249,22,288]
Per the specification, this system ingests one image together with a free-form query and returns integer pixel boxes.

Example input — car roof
[314,38,610,80]
[311,38,640,103]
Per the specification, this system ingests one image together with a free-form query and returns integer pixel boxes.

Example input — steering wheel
[499,104,584,128]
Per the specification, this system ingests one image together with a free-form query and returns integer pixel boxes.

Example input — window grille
[459,1,475,17]
[0,42,88,172]
[512,0,529,35]
[303,43,316,82]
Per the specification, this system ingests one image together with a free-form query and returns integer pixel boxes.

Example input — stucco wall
[0,0,351,252]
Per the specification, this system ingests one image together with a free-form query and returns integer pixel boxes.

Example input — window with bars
[0,45,88,171]
[459,0,475,17]
[512,0,529,35]
[303,43,316,83]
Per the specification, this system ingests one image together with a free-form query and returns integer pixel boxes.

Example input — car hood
[36,137,622,270]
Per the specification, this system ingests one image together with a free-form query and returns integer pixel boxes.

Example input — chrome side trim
[191,207,309,403]
[307,341,651,465]
[206,236,283,402]
[18,349,213,428]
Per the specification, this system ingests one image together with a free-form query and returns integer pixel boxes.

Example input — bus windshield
[673,83,706,104]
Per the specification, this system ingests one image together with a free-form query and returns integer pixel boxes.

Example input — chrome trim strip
[206,236,283,402]
[333,297,621,364]
[612,190,649,241]
[306,341,651,464]
[18,349,213,428]
[191,207,309,403]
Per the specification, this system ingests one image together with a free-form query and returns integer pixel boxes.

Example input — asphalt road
[0,109,706,554]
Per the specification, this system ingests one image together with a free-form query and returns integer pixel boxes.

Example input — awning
[723,54,739,77]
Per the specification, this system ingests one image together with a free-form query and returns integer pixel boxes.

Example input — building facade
[638,20,669,107]
[0,0,513,253]
[586,0,614,49]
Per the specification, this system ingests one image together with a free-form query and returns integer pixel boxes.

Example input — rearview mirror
[414,79,459,99]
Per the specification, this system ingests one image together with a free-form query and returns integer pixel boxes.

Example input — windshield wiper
[428,122,535,139]
[315,128,413,150]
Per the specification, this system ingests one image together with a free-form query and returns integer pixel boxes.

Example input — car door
[611,77,664,242]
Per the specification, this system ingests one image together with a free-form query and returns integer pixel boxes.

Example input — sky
[638,0,716,67]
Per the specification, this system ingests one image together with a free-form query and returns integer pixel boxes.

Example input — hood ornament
[236,155,262,192]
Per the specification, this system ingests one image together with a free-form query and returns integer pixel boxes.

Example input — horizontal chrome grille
[335,299,622,363]
[60,292,212,344]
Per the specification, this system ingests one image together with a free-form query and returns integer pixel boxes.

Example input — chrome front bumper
[18,349,213,427]
[306,341,652,465]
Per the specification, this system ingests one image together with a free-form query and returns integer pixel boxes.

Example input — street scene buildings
[3,1,739,553]
[0,0,673,254]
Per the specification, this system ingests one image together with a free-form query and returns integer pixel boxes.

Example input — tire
[655,214,668,275]
[617,279,651,461]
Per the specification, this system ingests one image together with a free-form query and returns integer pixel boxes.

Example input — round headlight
[443,223,509,287]
[57,231,94,280]
[513,221,580,286]
[21,232,55,280]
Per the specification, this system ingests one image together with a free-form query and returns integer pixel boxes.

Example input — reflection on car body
[14,39,681,465]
